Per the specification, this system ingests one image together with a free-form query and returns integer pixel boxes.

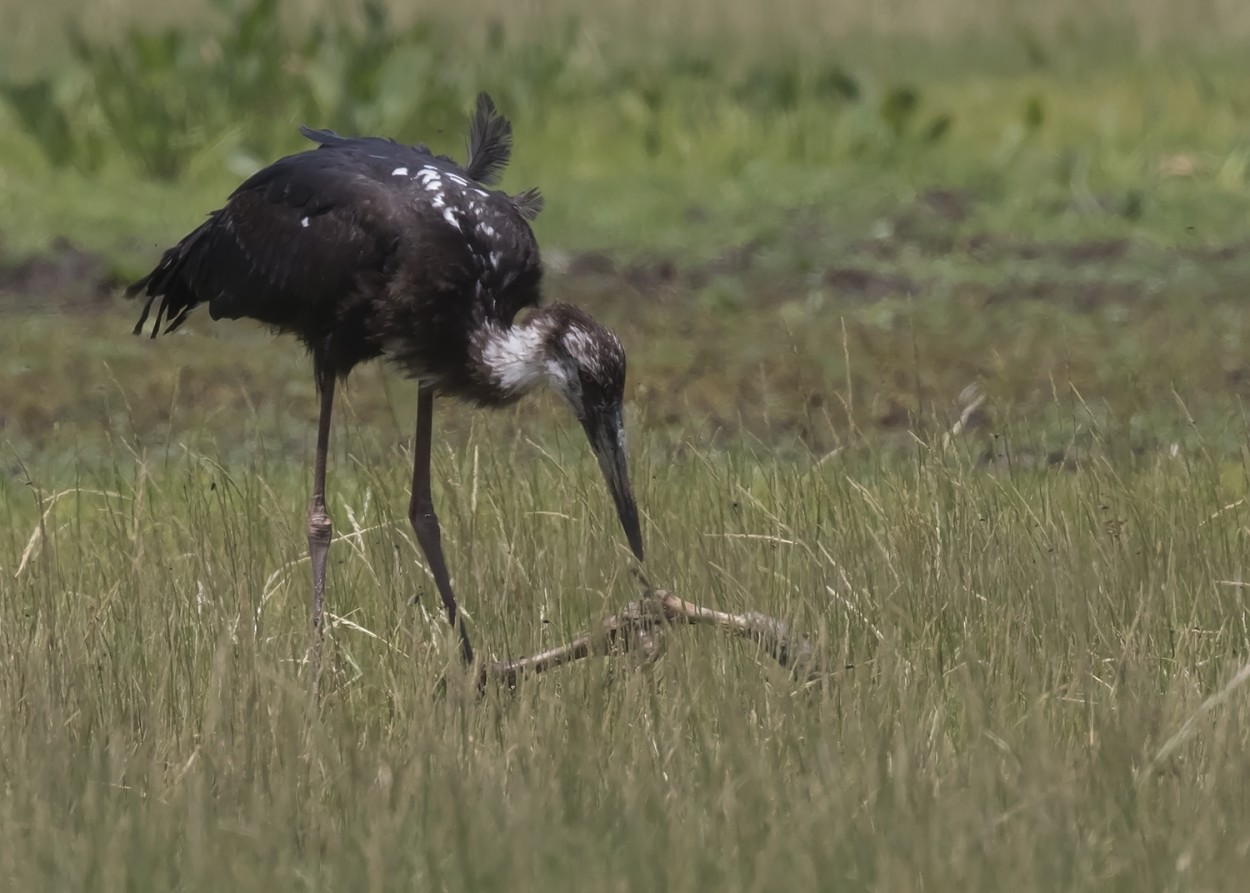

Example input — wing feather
[129,96,544,345]
[128,151,400,336]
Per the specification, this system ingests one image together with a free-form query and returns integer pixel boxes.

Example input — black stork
[127,94,644,667]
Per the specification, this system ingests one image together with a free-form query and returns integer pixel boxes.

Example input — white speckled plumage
[480,320,555,394]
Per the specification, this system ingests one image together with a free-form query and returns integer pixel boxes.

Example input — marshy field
[3,0,1250,889]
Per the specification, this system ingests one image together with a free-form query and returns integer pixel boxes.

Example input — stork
[128,94,644,670]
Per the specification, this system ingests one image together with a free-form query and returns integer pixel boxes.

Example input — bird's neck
[475,314,561,401]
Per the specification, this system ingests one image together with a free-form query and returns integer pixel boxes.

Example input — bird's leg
[307,368,335,688]
[409,384,476,665]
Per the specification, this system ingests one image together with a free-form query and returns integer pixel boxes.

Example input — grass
[3,433,1250,889]
[5,4,1250,263]
[3,0,1250,888]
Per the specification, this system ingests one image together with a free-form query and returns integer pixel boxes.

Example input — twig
[943,382,988,449]
[480,587,820,689]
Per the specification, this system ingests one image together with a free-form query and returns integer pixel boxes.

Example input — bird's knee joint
[308,510,333,542]
[408,504,439,533]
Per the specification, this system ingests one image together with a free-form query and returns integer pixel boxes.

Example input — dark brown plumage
[128,94,643,671]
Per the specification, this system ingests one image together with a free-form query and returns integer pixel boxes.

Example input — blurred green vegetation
[1,0,1249,264]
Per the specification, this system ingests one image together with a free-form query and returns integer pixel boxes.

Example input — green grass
[4,1,1250,888]
[5,3,1250,264]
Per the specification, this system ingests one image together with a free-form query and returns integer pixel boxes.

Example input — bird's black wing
[298,126,441,164]
[128,148,409,338]
[304,97,539,217]
[129,96,545,352]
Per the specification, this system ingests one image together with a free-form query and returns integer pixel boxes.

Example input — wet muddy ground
[4,186,1250,465]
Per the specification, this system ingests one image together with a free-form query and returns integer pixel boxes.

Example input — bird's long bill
[583,409,645,561]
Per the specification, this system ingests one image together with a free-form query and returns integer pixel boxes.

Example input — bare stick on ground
[480,585,821,689]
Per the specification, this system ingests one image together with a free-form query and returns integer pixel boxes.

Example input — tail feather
[127,215,216,338]
[127,252,181,338]
[126,270,159,335]
[464,92,512,185]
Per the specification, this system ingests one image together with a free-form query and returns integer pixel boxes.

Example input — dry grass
[3,428,1250,890]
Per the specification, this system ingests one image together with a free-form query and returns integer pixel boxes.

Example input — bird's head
[542,306,644,562]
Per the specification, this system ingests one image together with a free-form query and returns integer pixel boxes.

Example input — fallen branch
[480,587,820,688]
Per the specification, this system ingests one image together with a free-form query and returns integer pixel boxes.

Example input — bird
[127,93,644,669]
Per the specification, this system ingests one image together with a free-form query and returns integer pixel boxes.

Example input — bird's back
[128,94,545,382]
